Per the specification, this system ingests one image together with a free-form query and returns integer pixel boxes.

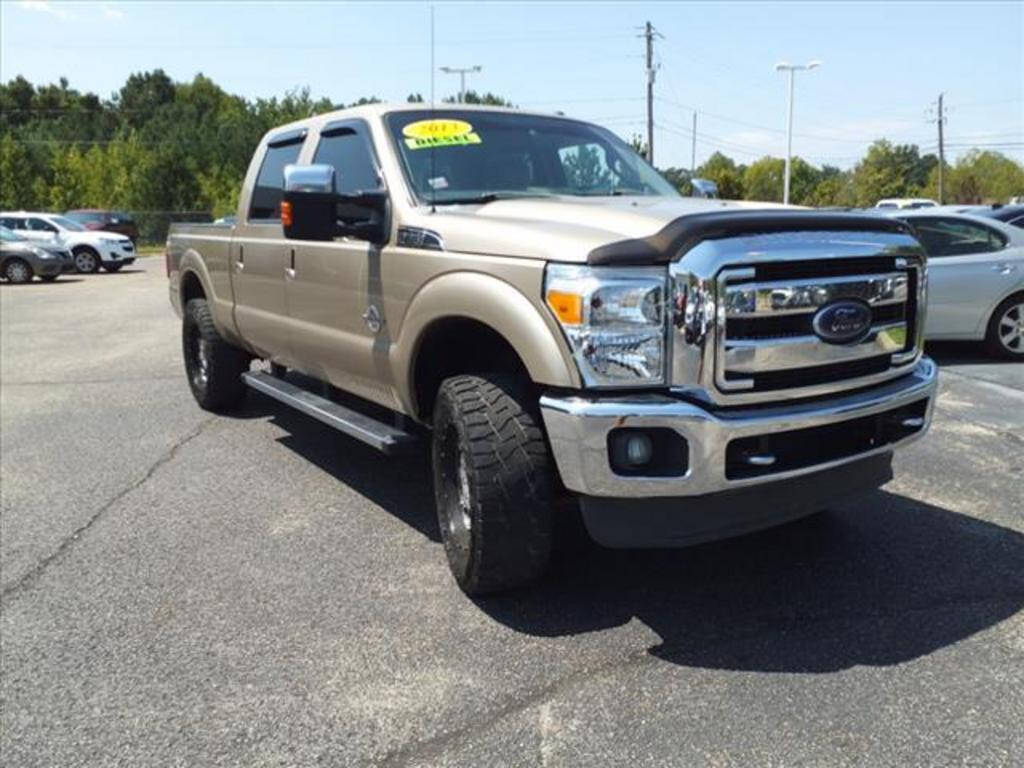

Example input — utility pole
[775,60,821,205]
[691,111,697,173]
[642,21,660,164]
[439,65,481,103]
[937,93,946,204]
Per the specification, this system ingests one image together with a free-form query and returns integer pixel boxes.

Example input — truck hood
[403,196,792,262]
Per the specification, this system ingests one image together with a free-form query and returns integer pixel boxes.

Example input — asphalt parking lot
[2,259,1022,767]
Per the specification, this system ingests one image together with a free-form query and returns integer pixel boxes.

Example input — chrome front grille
[717,267,912,392]
[669,229,927,406]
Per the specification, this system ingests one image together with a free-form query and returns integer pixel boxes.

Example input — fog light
[608,428,689,478]
[624,434,653,466]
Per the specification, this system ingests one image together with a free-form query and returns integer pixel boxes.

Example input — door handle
[235,245,244,271]
[285,248,296,279]
[992,263,1016,275]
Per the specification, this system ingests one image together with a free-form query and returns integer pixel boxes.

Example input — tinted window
[313,126,381,194]
[27,218,58,233]
[1008,215,1024,229]
[0,216,26,229]
[249,138,304,221]
[909,217,1008,257]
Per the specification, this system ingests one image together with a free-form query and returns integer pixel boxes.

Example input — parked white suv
[0,211,136,273]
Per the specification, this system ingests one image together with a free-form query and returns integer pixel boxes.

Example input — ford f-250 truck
[168,104,937,595]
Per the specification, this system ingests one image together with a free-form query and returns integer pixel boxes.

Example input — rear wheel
[432,374,555,595]
[72,247,100,274]
[984,292,1024,359]
[3,258,33,284]
[182,298,250,411]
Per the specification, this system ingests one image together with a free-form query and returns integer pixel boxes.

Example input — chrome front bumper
[540,357,937,498]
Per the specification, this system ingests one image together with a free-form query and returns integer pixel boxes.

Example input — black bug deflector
[586,210,914,266]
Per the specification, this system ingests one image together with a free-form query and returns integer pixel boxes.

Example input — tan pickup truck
[168,104,938,594]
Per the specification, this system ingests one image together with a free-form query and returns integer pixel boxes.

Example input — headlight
[544,264,667,387]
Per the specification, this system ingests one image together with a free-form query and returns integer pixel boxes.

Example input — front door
[230,129,306,361]
[285,119,393,406]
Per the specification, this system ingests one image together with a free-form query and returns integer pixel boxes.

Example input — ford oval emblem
[812,300,872,345]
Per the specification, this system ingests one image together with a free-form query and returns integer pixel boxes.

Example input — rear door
[285,119,391,404]
[230,128,307,361]
[910,216,1018,338]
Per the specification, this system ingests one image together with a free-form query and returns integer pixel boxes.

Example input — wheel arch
[395,272,580,422]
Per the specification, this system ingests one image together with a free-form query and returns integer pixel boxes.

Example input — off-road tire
[3,258,33,284]
[432,374,555,595]
[182,298,250,411]
[984,292,1024,360]
[72,247,100,274]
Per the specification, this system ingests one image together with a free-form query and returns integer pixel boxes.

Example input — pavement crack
[376,649,654,768]
[0,417,215,602]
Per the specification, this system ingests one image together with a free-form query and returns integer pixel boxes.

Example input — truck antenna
[430,4,437,214]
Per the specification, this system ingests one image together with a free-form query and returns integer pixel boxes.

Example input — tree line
[1,71,1021,241]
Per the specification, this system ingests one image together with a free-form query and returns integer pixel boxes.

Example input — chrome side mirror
[284,163,336,194]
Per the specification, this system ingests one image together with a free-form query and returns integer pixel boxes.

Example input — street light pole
[439,65,482,103]
[774,60,821,205]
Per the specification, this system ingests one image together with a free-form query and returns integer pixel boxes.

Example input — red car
[64,210,139,243]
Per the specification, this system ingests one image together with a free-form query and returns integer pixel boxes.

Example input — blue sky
[2,0,1021,170]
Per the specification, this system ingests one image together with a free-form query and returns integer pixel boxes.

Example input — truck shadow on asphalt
[238,393,1024,674]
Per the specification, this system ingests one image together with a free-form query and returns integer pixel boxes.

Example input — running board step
[242,371,418,454]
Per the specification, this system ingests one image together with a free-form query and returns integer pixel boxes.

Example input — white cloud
[15,1,72,21]
[100,2,125,20]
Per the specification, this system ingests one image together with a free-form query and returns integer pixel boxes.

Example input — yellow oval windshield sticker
[403,119,482,150]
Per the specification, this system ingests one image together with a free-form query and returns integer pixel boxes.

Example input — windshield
[385,110,678,204]
[0,226,22,242]
[49,216,87,231]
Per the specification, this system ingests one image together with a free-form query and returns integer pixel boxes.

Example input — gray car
[0,226,74,283]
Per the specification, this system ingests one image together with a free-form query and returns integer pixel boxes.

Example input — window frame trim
[313,117,387,195]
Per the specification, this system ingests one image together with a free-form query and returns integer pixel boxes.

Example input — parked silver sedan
[878,210,1024,359]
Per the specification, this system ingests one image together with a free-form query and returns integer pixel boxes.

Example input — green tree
[923,150,1024,203]
[696,152,744,199]
[851,140,935,206]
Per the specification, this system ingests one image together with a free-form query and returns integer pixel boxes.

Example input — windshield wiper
[430,192,554,206]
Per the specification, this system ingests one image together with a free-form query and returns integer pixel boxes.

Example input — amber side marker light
[280,201,293,228]
[546,290,583,325]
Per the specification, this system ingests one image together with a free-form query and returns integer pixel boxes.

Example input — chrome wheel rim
[438,425,472,573]
[998,302,1024,353]
[187,326,209,389]
[74,251,96,272]
[7,261,29,283]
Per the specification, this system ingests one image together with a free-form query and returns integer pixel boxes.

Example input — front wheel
[182,298,250,411]
[3,258,33,284]
[432,374,555,595]
[73,247,100,274]
[984,292,1024,359]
